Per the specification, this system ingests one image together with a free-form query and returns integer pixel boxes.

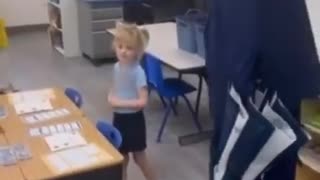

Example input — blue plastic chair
[96,120,122,149]
[141,55,167,109]
[64,88,83,108]
[144,53,203,142]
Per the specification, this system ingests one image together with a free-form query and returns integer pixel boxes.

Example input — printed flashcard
[29,121,82,137]
[23,108,71,124]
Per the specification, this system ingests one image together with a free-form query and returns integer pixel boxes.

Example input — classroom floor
[0,29,212,180]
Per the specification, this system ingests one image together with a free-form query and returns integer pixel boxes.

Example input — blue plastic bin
[176,10,207,54]
[195,20,206,58]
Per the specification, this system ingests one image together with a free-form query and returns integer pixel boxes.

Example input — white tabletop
[108,22,206,71]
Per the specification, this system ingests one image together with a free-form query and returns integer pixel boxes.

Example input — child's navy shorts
[113,111,146,154]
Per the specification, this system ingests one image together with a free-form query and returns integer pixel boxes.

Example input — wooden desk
[297,164,320,180]
[0,88,123,180]
[297,147,320,180]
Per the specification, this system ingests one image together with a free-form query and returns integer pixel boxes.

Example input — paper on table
[23,108,71,125]
[14,99,53,115]
[63,123,72,132]
[45,132,87,152]
[41,113,51,120]
[55,110,65,117]
[56,124,65,133]
[43,143,113,174]
[35,114,46,121]
[61,108,70,115]
[70,122,80,130]
[57,147,98,169]
[29,128,41,137]
[49,125,57,134]
[46,154,70,173]
[25,115,37,124]
[8,89,55,104]
[41,126,50,136]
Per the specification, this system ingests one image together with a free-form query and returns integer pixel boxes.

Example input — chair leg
[182,95,203,132]
[174,73,183,106]
[169,98,178,116]
[157,92,167,108]
[157,101,172,142]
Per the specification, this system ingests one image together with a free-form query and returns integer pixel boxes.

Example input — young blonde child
[108,22,156,180]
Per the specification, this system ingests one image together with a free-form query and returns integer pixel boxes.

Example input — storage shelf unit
[78,0,123,63]
[48,0,81,57]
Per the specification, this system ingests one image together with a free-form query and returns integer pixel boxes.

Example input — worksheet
[43,143,113,173]
[8,89,55,104]
[23,108,70,124]
[14,99,53,115]
[45,132,87,152]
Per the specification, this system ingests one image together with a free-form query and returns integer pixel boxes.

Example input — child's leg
[122,153,129,180]
[133,151,156,180]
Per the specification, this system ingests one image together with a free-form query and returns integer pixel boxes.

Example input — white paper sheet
[9,89,55,104]
[57,148,98,169]
[23,108,71,124]
[41,126,50,136]
[45,132,87,152]
[81,144,100,156]
[25,116,37,124]
[46,154,70,173]
[29,128,41,137]
[14,99,53,115]
[70,122,80,130]
[49,125,57,134]
[63,123,72,132]
[56,124,65,133]
[44,143,111,173]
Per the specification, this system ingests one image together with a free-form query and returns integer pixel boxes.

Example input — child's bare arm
[110,87,148,110]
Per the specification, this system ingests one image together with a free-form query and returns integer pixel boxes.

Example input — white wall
[306,0,320,57]
[0,0,49,27]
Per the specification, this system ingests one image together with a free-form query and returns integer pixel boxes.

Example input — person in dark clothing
[205,0,320,179]
[123,0,154,25]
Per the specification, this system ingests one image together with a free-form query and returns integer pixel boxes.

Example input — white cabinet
[0,0,48,27]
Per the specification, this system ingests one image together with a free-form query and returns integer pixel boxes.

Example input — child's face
[115,41,140,64]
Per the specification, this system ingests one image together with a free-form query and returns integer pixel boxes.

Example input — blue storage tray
[195,20,206,58]
[175,10,207,54]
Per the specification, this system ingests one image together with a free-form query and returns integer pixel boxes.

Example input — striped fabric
[241,103,296,180]
[213,88,302,180]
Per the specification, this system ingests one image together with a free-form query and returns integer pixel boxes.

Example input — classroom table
[296,163,320,180]
[108,22,206,123]
[0,88,123,180]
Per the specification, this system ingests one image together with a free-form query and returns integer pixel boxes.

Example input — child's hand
[108,93,120,107]
[134,100,145,109]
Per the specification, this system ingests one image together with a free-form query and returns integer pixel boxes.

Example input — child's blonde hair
[112,22,149,53]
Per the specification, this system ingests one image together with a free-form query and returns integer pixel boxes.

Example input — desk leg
[195,74,203,120]
[174,73,183,106]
